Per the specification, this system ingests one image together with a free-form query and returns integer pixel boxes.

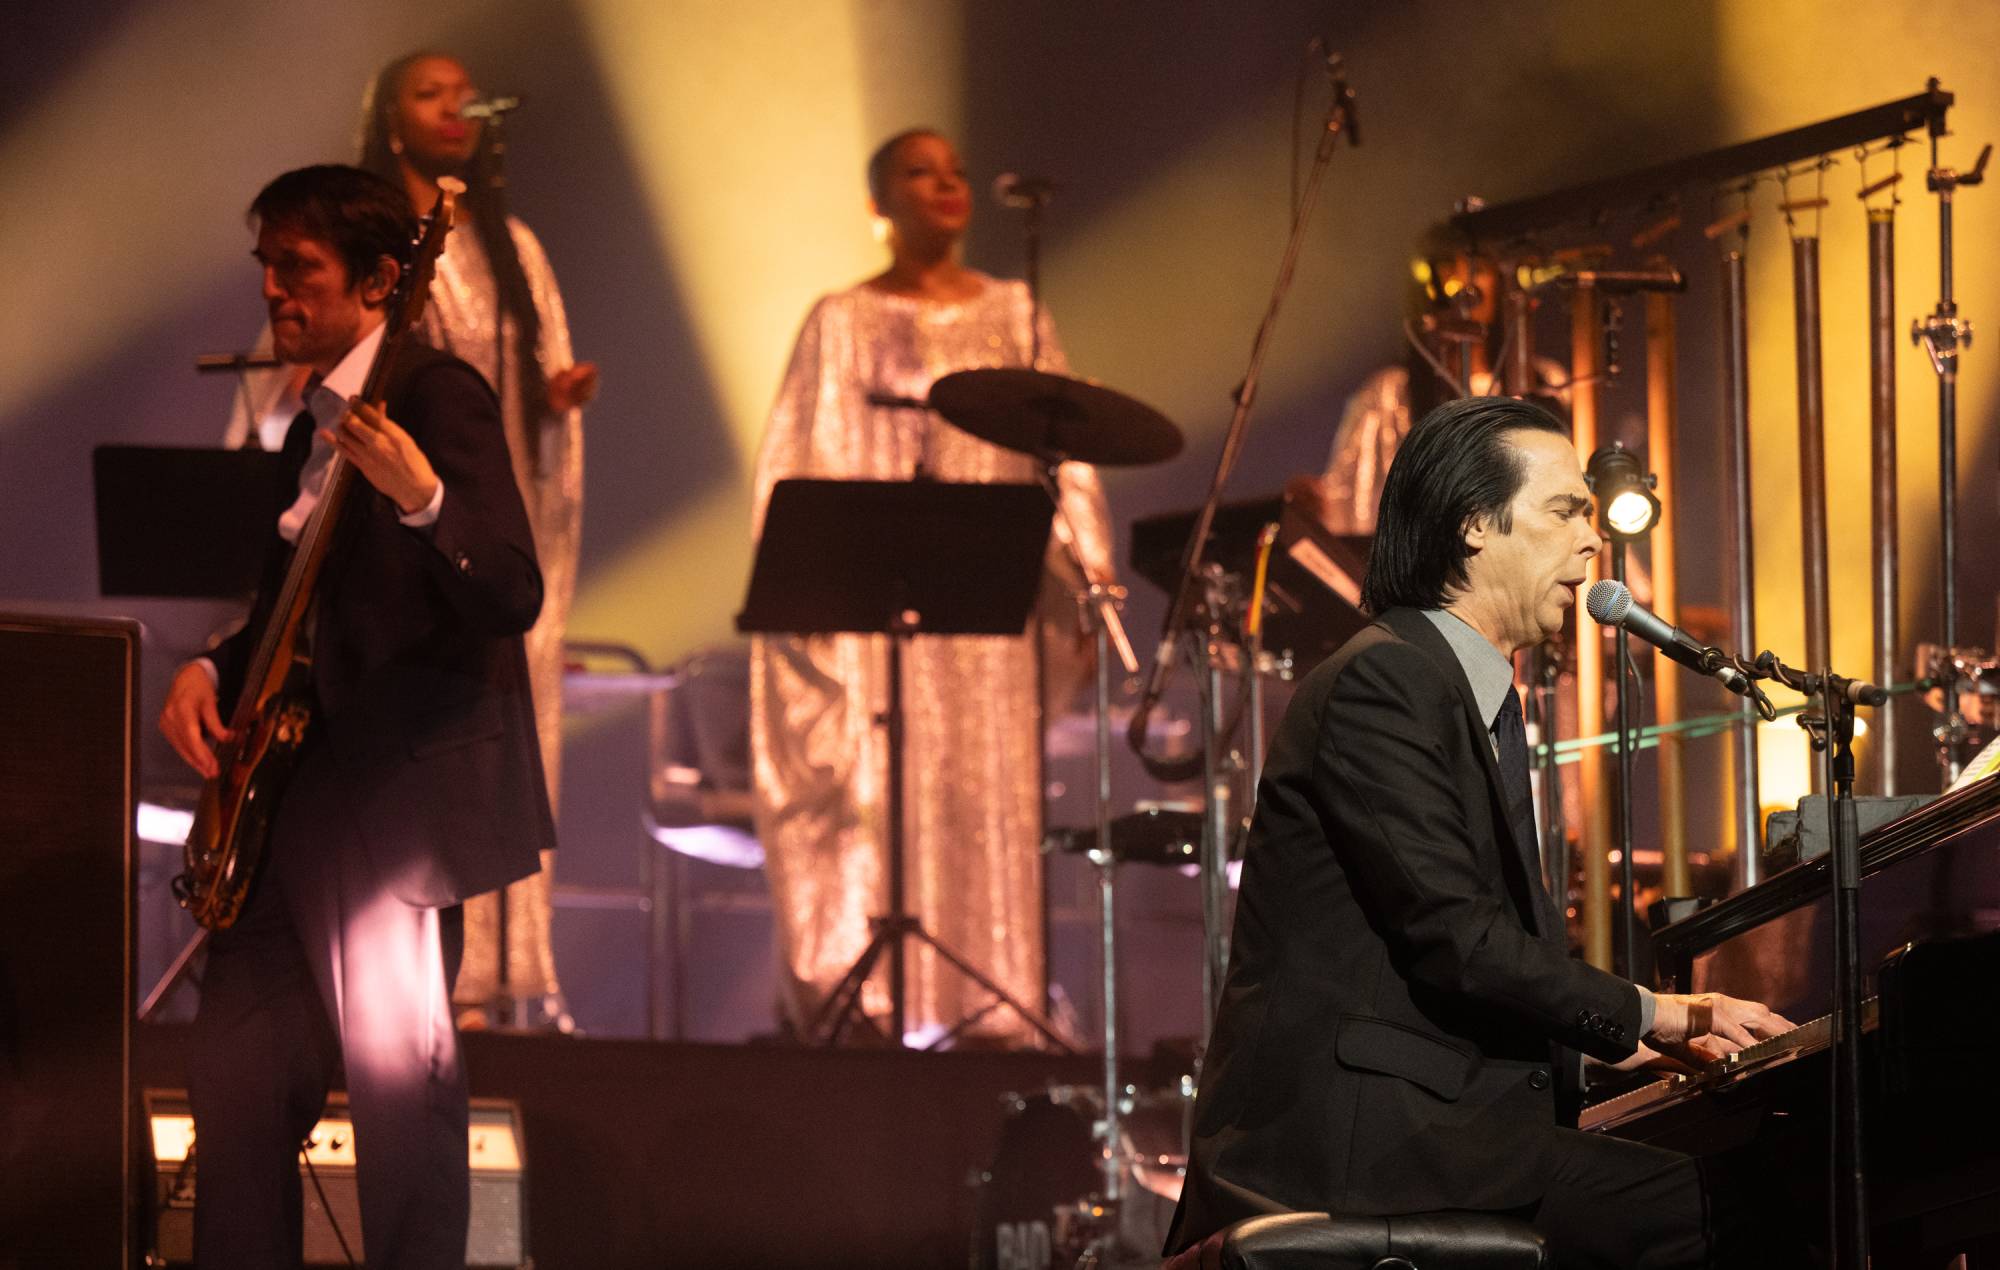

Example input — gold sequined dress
[750,275,1111,1044]
[225,213,581,1023]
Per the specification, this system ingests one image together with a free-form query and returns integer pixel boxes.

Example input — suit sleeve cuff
[398,479,445,529]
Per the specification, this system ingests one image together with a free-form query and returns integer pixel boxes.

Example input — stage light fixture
[1586,442,1661,540]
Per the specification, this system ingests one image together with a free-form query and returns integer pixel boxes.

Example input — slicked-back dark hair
[1360,395,1570,613]
[866,127,946,205]
[248,164,416,294]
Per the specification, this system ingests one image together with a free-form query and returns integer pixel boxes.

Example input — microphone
[460,95,524,120]
[195,352,282,373]
[992,173,1060,209]
[1585,580,1751,696]
[1308,37,1360,146]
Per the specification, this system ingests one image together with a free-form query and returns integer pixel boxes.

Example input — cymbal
[928,368,1184,467]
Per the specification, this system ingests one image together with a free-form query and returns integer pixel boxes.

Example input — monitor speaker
[0,613,142,1267]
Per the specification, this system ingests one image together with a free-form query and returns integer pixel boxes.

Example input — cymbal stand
[1195,567,1242,1027]
[1035,464,1139,1230]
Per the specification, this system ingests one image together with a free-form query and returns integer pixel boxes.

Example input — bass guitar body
[178,657,313,930]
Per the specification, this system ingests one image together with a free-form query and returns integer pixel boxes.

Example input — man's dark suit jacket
[1164,606,1644,1252]
[210,342,555,908]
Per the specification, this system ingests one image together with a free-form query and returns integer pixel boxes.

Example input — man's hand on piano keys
[1602,1040,1710,1077]
[1645,991,1795,1062]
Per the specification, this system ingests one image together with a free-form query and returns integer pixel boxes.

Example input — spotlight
[1586,442,1660,540]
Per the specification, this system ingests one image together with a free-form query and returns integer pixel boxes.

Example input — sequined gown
[751,276,1112,1044]
[224,214,581,1022]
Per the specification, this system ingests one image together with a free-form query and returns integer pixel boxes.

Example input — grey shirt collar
[1420,608,1516,729]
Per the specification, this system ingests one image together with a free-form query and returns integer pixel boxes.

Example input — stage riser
[138,1025,1129,1268]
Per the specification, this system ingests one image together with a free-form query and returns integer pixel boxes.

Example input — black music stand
[737,478,1072,1050]
[92,445,292,597]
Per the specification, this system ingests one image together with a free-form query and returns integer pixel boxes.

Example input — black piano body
[1582,774,2000,1264]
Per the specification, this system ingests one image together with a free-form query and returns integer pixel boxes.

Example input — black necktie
[280,406,317,488]
[1495,689,1560,936]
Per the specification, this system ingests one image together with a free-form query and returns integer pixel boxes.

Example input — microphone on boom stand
[459,95,524,120]
[992,173,1060,210]
[1584,580,1753,696]
[1308,36,1360,146]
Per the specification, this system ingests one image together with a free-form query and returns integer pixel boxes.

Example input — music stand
[92,445,292,597]
[738,478,1071,1050]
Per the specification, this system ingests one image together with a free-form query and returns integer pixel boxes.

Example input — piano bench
[1162,1211,1547,1270]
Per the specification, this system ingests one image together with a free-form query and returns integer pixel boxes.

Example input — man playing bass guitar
[158,164,553,1269]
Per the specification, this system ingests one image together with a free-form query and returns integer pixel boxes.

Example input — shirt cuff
[1636,985,1657,1037]
[398,479,445,528]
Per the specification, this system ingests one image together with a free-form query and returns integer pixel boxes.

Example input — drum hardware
[972,1084,1192,1270]
[1047,808,1201,868]
[1916,643,1999,762]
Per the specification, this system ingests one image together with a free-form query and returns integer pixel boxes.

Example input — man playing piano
[1164,396,1794,1268]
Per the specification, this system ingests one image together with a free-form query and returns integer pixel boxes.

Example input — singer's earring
[871,215,892,246]
[390,135,405,156]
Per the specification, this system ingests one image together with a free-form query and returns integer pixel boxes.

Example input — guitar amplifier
[144,1089,529,1266]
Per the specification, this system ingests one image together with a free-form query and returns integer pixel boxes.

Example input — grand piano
[1581,774,2000,1263]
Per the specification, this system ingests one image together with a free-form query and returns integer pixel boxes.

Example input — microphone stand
[1712,645,1879,1270]
[1609,543,1639,980]
[1124,54,1358,1034]
[1024,192,1045,369]
[1912,89,1987,783]
[476,103,517,1025]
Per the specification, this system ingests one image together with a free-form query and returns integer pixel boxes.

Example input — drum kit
[889,366,1187,1267]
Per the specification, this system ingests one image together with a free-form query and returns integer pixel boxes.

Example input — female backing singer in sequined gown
[228,51,595,1028]
[751,129,1112,1045]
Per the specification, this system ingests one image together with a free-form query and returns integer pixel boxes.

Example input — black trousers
[1526,1129,1706,1269]
[1527,1128,1813,1269]
[187,746,467,1270]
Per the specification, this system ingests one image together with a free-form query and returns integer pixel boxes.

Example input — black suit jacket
[1164,607,1642,1251]
[211,341,554,907]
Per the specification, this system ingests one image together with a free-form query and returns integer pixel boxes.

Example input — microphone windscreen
[1585,579,1630,625]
